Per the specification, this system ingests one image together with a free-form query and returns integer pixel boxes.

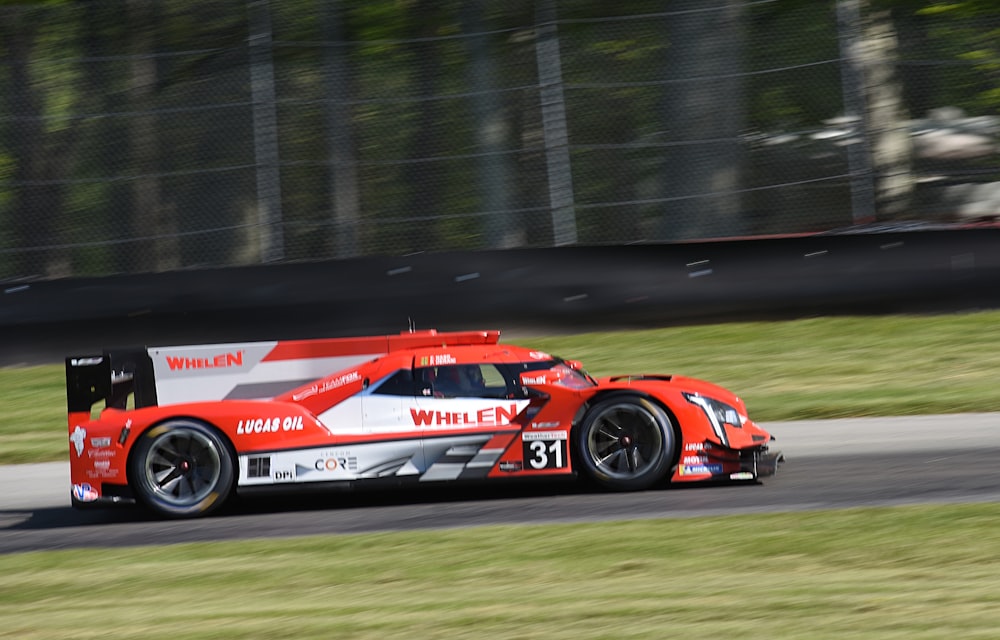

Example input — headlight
[683,393,746,446]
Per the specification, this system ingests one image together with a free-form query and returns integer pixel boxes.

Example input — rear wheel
[575,396,675,491]
[130,419,234,518]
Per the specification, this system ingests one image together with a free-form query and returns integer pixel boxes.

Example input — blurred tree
[126,0,178,272]
[888,0,1000,117]
[323,0,361,257]
[658,0,746,240]
[400,0,448,253]
[248,0,284,262]
[461,0,516,248]
[0,4,80,278]
[858,1,914,219]
[1,0,998,279]
[77,1,133,276]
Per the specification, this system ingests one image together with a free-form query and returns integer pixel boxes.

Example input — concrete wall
[2,228,998,365]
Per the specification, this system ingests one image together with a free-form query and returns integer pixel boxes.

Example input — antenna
[408,317,416,333]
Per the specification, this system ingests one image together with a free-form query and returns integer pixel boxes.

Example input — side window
[370,369,415,396]
[478,364,508,399]
[417,364,510,399]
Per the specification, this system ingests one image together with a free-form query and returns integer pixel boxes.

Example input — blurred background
[1,0,998,283]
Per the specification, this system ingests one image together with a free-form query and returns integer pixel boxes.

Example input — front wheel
[129,419,235,518]
[575,396,675,491]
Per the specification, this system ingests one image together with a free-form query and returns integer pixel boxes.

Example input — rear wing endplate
[66,349,158,413]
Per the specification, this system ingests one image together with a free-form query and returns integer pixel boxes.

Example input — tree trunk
[535,0,577,246]
[403,0,444,251]
[323,0,361,258]
[462,0,518,248]
[248,0,284,262]
[128,0,178,272]
[861,6,914,219]
[658,0,745,240]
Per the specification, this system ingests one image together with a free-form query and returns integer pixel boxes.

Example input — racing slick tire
[575,395,676,491]
[129,419,235,518]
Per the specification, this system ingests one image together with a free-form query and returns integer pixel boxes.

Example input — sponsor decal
[70,426,86,457]
[419,354,457,366]
[684,442,715,452]
[679,464,723,476]
[94,460,111,470]
[410,403,519,427]
[730,472,755,481]
[70,357,104,367]
[521,430,567,441]
[90,437,112,448]
[236,416,305,435]
[531,421,561,429]
[499,461,523,472]
[272,468,296,482]
[72,483,99,502]
[521,375,548,385]
[88,449,116,459]
[528,351,549,360]
[292,371,362,401]
[522,432,567,470]
[165,351,244,371]
[314,456,359,472]
[682,455,709,465]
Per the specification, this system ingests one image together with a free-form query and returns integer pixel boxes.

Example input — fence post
[836,0,877,225]
[535,0,577,245]
[248,0,284,262]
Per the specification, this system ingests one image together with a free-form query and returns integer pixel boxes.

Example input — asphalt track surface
[2,413,999,554]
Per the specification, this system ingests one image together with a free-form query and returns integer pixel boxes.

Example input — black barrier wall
[2,230,999,365]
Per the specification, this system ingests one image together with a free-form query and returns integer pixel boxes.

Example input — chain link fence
[1,0,998,281]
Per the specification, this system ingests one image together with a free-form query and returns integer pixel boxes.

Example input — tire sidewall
[129,419,235,518]
[574,395,675,491]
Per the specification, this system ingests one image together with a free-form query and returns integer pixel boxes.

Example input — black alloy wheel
[575,396,675,491]
[129,419,235,518]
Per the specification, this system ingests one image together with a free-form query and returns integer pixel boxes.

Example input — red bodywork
[66,329,780,515]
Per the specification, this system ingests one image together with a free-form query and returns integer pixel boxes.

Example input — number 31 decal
[522,432,568,470]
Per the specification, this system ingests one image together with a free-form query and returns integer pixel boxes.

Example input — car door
[410,362,529,481]
[341,366,427,478]
[361,367,413,433]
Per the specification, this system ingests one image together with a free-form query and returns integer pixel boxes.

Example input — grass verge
[3,504,1000,638]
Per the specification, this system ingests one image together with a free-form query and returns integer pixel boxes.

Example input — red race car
[66,329,781,518]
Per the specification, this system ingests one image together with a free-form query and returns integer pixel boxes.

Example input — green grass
[4,311,1000,464]
[524,312,1000,419]
[3,504,1000,638]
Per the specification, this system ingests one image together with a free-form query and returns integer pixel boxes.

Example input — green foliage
[1,1,999,277]
[746,2,842,129]
[911,1,999,17]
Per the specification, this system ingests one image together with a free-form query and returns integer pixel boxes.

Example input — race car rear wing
[66,348,157,433]
[66,329,501,429]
